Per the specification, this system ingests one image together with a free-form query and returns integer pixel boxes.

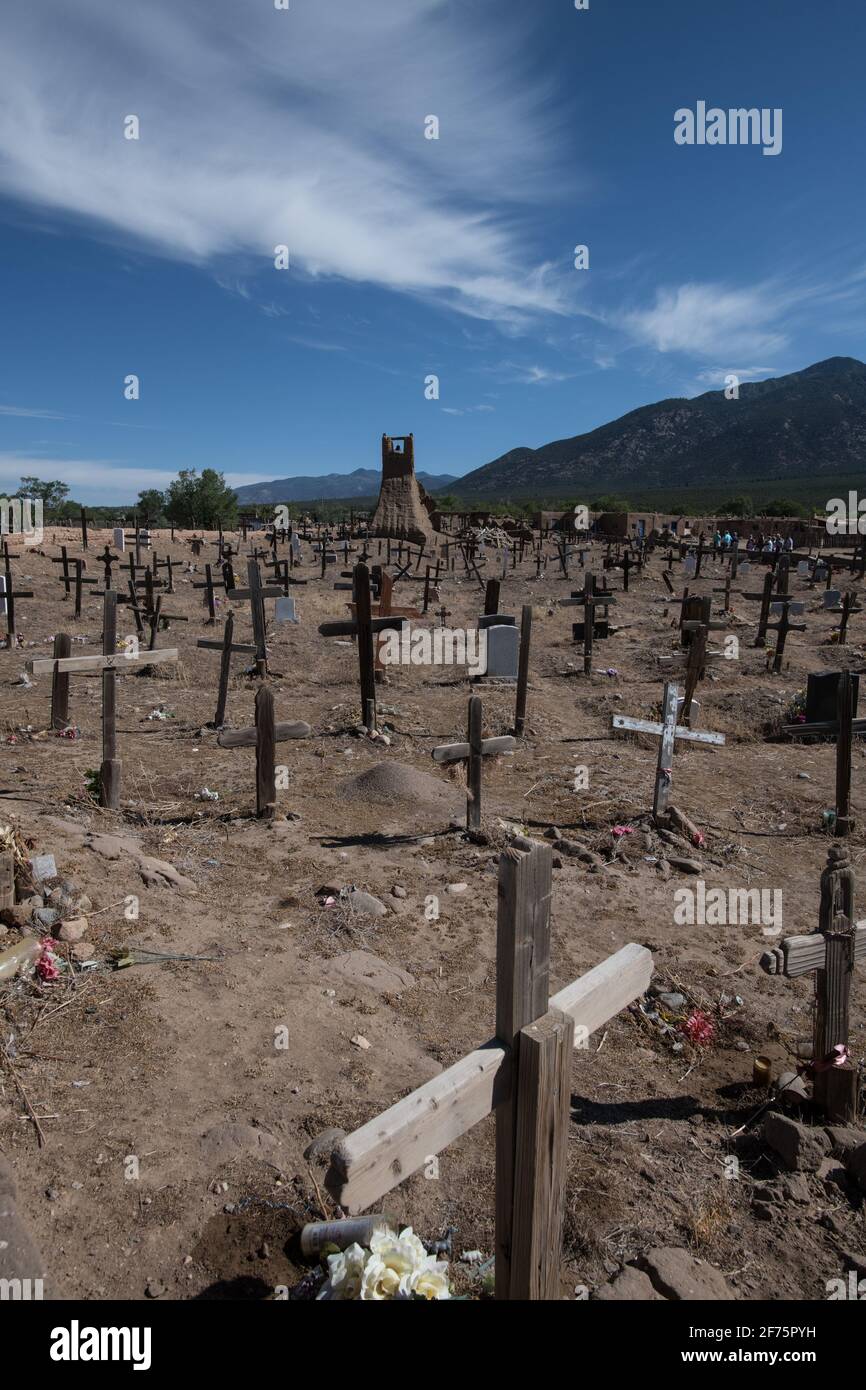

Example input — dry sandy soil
[1,525,864,1301]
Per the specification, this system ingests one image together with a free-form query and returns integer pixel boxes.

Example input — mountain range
[453,357,866,498]
[233,467,458,504]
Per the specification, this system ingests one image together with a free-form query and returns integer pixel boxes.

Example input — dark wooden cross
[760,846,861,1122]
[432,695,516,829]
[197,611,257,727]
[612,680,725,823]
[97,544,121,588]
[833,591,862,645]
[563,572,616,674]
[50,545,72,597]
[764,595,806,673]
[2,552,34,646]
[193,563,225,624]
[80,508,89,551]
[217,685,311,819]
[741,570,776,648]
[227,558,284,677]
[26,591,177,808]
[784,670,859,835]
[318,562,407,729]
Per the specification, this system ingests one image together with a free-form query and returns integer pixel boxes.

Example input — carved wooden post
[813,845,858,1122]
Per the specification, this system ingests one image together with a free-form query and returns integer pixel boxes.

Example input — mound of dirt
[338,760,463,814]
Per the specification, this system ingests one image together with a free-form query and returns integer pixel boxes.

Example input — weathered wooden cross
[197,611,258,727]
[26,592,178,808]
[432,695,516,829]
[227,558,284,677]
[563,572,616,675]
[324,839,654,1299]
[784,670,860,835]
[217,685,311,819]
[612,680,725,823]
[2,552,34,646]
[318,562,407,729]
[764,595,806,673]
[760,846,862,1122]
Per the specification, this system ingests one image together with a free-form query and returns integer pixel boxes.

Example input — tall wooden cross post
[563,572,616,675]
[783,670,859,836]
[432,695,516,829]
[2,551,34,647]
[612,681,726,825]
[217,686,312,819]
[318,562,407,730]
[26,593,178,808]
[324,839,654,1300]
[227,558,283,678]
[760,846,861,1123]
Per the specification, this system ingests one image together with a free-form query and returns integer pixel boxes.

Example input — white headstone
[276,596,298,623]
[484,624,519,680]
[797,560,810,577]
[683,555,697,578]
[113,528,126,552]
[738,562,751,577]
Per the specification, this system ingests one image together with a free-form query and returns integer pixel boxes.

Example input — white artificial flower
[410,1259,451,1301]
[317,1242,367,1300]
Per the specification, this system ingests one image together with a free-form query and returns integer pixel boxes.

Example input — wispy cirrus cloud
[0,1,573,326]
[0,404,68,420]
[618,282,790,360]
[0,453,278,504]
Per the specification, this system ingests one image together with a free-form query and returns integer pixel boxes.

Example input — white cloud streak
[0,1,571,325]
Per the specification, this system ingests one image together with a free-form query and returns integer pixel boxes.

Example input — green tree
[136,488,167,524]
[717,494,754,517]
[592,494,630,513]
[15,477,70,513]
[759,498,809,518]
[164,469,237,528]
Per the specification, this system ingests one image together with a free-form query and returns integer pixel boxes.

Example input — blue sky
[1,0,864,504]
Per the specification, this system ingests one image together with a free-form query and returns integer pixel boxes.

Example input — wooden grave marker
[432,695,516,829]
[227,558,284,677]
[318,562,407,729]
[612,680,725,824]
[217,685,311,819]
[324,839,654,1299]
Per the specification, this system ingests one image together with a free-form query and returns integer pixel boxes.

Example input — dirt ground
[1,525,864,1301]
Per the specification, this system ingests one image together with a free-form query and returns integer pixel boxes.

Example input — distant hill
[454,357,866,499]
[233,468,459,505]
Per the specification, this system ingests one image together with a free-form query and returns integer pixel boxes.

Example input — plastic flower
[317,1243,366,1300]
[410,1259,451,1300]
[680,1009,715,1046]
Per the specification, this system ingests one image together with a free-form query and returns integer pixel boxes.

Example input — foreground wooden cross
[760,846,861,1122]
[325,840,654,1299]
[432,695,516,829]
[612,681,725,823]
[27,592,178,808]
[217,685,311,818]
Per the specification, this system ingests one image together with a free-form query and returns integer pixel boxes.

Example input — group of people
[711,530,794,555]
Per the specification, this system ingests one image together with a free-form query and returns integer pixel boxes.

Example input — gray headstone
[484,624,519,679]
[823,589,842,609]
[797,560,810,577]
[771,600,805,616]
[479,613,516,630]
[738,562,751,577]
[276,597,298,623]
[683,555,697,578]
[113,528,126,552]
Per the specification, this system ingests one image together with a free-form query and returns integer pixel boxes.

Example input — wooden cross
[318,562,408,729]
[562,572,616,674]
[741,570,776,647]
[324,839,653,1299]
[764,595,806,672]
[783,670,859,835]
[26,592,178,808]
[50,545,72,597]
[760,846,861,1123]
[834,591,862,644]
[96,544,121,587]
[197,611,257,727]
[217,685,311,819]
[432,695,516,829]
[612,680,725,823]
[80,508,89,551]
[71,559,99,620]
[227,558,284,677]
[193,563,225,624]
[2,552,34,646]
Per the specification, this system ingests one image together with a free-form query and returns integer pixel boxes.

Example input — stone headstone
[738,561,751,577]
[478,613,516,630]
[113,528,125,552]
[805,671,860,725]
[30,854,57,882]
[823,589,842,609]
[797,560,810,577]
[291,535,301,557]
[683,555,697,578]
[484,624,519,679]
[275,596,298,624]
[771,600,805,616]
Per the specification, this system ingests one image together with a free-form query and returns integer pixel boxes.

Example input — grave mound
[338,760,463,813]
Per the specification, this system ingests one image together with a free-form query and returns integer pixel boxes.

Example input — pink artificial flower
[36,940,60,982]
[612,825,634,837]
[680,1010,715,1046]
